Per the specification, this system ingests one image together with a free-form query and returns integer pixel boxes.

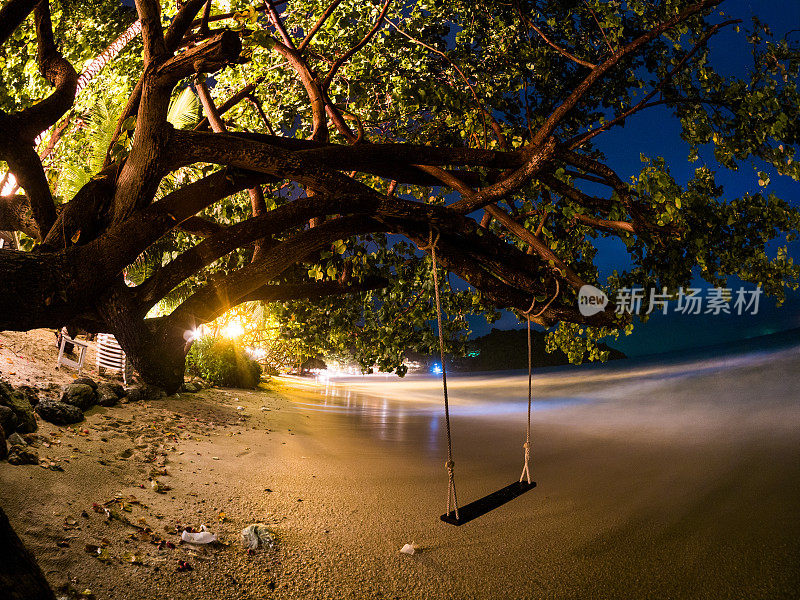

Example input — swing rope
[421,229,459,520]
[520,279,560,485]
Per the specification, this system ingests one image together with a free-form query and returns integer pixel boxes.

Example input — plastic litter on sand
[181,525,218,545]
[399,543,416,555]
[241,524,275,550]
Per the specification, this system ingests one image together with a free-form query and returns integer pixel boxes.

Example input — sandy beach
[1,330,799,599]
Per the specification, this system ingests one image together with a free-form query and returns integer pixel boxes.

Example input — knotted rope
[421,229,459,520]
[519,279,560,484]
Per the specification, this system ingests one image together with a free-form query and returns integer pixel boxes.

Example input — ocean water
[282,328,800,412]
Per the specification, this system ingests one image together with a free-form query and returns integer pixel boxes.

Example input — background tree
[0,0,798,392]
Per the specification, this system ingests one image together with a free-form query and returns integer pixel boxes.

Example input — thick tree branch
[172,215,380,323]
[135,192,379,311]
[0,194,40,240]
[168,129,372,196]
[265,1,296,49]
[0,0,37,46]
[176,216,223,237]
[240,275,388,303]
[0,142,55,236]
[263,37,328,140]
[481,204,587,291]
[440,137,557,213]
[134,0,167,62]
[572,213,635,234]
[112,30,242,223]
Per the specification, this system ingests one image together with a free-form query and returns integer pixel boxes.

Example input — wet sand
[1,334,799,599]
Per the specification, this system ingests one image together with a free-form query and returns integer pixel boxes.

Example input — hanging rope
[421,229,459,520]
[519,279,560,484]
[520,314,533,484]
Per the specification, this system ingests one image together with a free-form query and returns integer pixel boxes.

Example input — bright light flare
[223,320,245,338]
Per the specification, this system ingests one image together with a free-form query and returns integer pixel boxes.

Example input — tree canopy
[0,0,798,389]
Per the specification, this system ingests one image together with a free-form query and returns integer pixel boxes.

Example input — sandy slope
[1,330,799,599]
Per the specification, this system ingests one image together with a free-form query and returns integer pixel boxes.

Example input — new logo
[578,285,609,316]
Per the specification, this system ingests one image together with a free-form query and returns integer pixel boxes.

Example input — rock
[0,405,18,436]
[35,401,84,425]
[123,387,143,402]
[97,394,118,408]
[96,383,120,407]
[72,377,98,390]
[0,381,37,433]
[16,385,40,407]
[182,381,201,393]
[124,384,166,403]
[0,427,6,461]
[22,433,46,447]
[105,382,126,398]
[60,384,96,411]
[7,432,26,446]
[7,444,39,465]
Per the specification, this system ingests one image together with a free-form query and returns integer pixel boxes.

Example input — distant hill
[458,328,626,372]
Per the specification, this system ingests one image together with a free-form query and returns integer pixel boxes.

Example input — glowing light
[246,347,266,360]
[223,320,245,338]
[431,363,442,375]
[184,329,199,342]
[1,173,16,196]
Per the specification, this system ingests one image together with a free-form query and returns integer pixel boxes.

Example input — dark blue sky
[473,0,800,356]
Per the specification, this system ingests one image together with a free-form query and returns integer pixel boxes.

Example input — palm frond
[167,86,199,130]
[57,97,119,200]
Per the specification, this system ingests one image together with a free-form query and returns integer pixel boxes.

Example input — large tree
[0,0,798,391]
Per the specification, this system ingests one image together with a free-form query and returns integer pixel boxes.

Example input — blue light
[431,363,442,375]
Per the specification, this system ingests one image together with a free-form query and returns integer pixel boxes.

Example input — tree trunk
[98,288,190,393]
[0,506,56,600]
[0,249,77,330]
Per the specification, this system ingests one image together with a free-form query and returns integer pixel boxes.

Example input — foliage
[185,335,262,388]
[1,0,799,386]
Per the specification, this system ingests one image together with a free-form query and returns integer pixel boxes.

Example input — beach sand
[1,329,799,599]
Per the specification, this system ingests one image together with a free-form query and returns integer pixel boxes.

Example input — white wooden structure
[56,333,88,374]
[96,333,133,384]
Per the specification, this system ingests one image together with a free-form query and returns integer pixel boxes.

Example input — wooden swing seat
[440,480,536,526]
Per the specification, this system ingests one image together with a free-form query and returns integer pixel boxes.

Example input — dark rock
[124,384,166,402]
[16,386,40,407]
[7,432,26,446]
[105,382,126,398]
[123,387,143,402]
[21,433,47,447]
[7,444,39,465]
[35,401,84,425]
[0,427,6,461]
[60,384,96,411]
[96,383,120,407]
[72,377,98,390]
[0,381,37,433]
[182,381,201,393]
[0,405,17,436]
